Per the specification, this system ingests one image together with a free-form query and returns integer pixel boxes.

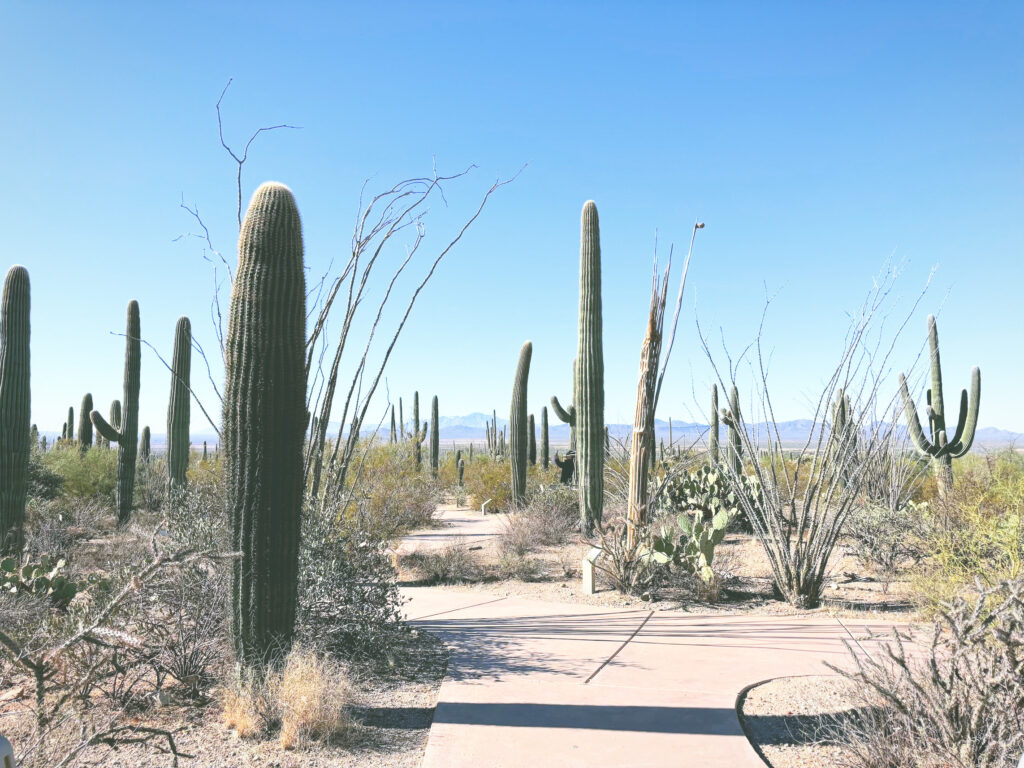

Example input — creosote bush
[845,501,930,593]
[39,444,118,503]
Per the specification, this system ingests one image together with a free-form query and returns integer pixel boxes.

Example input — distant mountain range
[39,415,1024,452]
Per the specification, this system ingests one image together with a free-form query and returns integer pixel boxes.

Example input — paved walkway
[400,508,905,768]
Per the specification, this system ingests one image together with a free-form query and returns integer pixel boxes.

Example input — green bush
[463,456,558,513]
[40,445,118,503]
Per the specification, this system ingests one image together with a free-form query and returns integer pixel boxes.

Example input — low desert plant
[275,646,354,749]
[40,445,118,504]
[845,501,930,593]
[827,577,1024,768]
[403,541,479,584]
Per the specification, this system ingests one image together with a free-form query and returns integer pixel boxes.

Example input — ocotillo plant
[0,265,30,554]
[509,341,532,507]
[540,406,549,469]
[898,315,980,497]
[576,202,605,533]
[90,301,140,526]
[430,395,439,479]
[78,394,93,452]
[167,316,191,493]
[224,181,306,669]
[139,426,151,463]
[709,385,719,464]
[528,413,537,465]
[412,391,428,471]
[551,358,578,451]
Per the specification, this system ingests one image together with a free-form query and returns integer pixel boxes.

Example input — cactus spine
[709,384,719,464]
[510,341,532,507]
[225,182,306,668]
[90,301,140,525]
[167,316,191,493]
[540,406,549,469]
[78,394,93,452]
[139,426,151,463]
[576,202,604,532]
[430,395,439,479]
[898,315,980,497]
[0,266,30,554]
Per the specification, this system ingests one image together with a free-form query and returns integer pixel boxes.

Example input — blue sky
[1,2,1021,435]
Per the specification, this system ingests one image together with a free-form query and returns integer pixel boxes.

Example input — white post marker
[481,499,492,516]
[581,546,603,595]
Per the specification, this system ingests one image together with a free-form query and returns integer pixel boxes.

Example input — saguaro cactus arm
[550,395,576,425]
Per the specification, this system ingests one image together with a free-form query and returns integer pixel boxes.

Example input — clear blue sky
[2,2,1021,436]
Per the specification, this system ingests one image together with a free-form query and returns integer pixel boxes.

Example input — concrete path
[400,508,905,768]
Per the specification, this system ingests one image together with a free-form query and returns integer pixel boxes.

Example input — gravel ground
[740,675,866,768]
[0,632,448,768]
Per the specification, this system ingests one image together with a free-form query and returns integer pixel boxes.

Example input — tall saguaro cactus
[509,341,533,507]
[540,406,549,469]
[167,316,192,493]
[721,384,743,478]
[78,393,93,452]
[412,392,428,471]
[225,182,307,668]
[90,301,141,526]
[390,405,397,444]
[576,202,604,533]
[430,395,440,479]
[139,426,151,463]
[528,413,537,465]
[898,315,980,497]
[66,407,74,443]
[0,266,30,554]
[551,358,578,451]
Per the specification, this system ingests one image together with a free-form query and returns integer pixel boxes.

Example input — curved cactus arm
[949,367,980,457]
[90,410,122,444]
[550,395,575,425]
[898,373,938,457]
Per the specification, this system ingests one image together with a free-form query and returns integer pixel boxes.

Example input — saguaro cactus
[528,413,537,465]
[167,316,191,493]
[0,266,30,554]
[90,301,141,526]
[139,426,151,463]
[225,182,307,668]
[540,406,549,469]
[66,406,74,443]
[411,392,428,470]
[721,384,742,477]
[430,395,440,479]
[509,341,532,507]
[551,358,578,451]
[898,315,980,497]
[390,405,397,444]
[709,384,719,464]
[575,202,604,532]
[78,394,93,452]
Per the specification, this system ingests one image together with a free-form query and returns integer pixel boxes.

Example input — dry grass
[220,646,355,750]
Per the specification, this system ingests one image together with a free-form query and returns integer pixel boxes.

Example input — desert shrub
[827,577,1024,768]
[845,501,930,592]
[298,495,407,662]
[913,451,1024,610]
[403,541,479,584]
[166,463,230,553]
[496,552,544,581]
[221,646,354,749]
[27,451,63,500]
[21,496,108,560]
[591,515,661,597]
[464,456,558,513]
[341,442,440,538]
[40,445,118,503]
[499,485,578,557]
[134,455,167,514]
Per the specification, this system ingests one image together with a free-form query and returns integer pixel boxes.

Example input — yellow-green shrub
[40,445,118,502]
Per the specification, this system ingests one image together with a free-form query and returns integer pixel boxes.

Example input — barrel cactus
[224,181,307,668]
[90,301,140,526]
[0,266,30,554]
[509,341,532,507]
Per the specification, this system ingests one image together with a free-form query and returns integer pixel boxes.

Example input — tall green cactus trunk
[167,316,191,493]
[430,395,439,479]
[540,406,549,469]
[0,266,30,554]
[528,413,537,465]
[390,405,397,444]
[90,301,140,526]
[412,392,427,470]
[510,341,532,507]
[139,426,151,463]
[576,202,604,533]
[78,394,93,452]
[724,384,742,477]
[898,315,980,498]
[225,182,306,669]
[66,406,73,443]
